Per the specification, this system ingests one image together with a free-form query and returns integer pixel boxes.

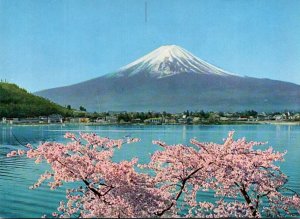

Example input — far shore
[1,121,300,127]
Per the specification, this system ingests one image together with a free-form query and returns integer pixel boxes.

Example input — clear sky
[1,0,300,92]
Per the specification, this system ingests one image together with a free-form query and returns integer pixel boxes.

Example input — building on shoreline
[2,111,300,125]
[48,114,63,123]
[1,114,63,124]
[144,118,163,125]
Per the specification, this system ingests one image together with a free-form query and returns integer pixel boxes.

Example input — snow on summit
[111,45,239,78]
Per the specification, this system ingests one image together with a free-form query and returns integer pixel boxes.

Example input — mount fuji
[109,45,235,78]
[36,45,300,112]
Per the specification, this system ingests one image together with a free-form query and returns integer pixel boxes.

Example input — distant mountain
[35,45,300,112]
[0,82,72,118]
[109,45,235,78]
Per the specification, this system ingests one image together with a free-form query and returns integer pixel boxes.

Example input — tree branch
[155,166,204,216]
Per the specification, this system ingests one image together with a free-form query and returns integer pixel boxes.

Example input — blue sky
[1,0,300,92]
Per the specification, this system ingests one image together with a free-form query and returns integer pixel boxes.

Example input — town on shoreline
[1,110,300,126]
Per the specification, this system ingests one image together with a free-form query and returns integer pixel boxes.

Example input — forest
[0,82,72,118]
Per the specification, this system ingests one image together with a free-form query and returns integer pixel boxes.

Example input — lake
[0,124,299,217]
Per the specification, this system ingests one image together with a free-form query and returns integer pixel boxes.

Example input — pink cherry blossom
[6,150,17,157]
[6,131,300,218]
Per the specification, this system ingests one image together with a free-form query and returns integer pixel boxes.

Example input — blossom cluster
[6,131,300,218]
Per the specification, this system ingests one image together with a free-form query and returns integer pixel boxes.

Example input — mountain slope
[0,82,72,117]
[35,45,300,112]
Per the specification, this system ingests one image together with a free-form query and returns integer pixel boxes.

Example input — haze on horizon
[1,0,300,92]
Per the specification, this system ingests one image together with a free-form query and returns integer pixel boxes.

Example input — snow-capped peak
[111,45,239,78]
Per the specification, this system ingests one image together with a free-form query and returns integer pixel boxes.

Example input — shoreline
[1,121,300,127]
[255,121,300,125]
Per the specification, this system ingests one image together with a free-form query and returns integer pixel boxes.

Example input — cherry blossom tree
[147,131,300,217]
[7,131,300,218]
[7,133,170,218]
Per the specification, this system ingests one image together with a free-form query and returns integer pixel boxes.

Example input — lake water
[0,124,299,217]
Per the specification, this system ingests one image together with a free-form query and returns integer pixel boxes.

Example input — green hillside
[0,82,73,118]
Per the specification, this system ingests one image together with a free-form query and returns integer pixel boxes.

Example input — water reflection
[182,125,186,141]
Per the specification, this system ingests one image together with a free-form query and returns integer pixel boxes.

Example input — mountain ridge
[35,45,300,112]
